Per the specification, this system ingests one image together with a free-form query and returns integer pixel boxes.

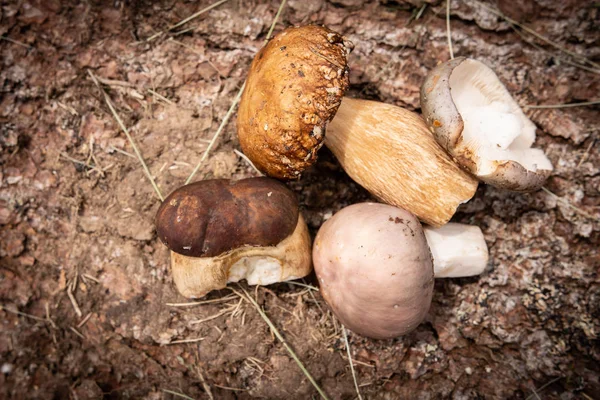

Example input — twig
[286,281,319,291]
[541,187,598,221]
[161,389,195,400]
[233,149,263,175]
[342,326,363,400]
[446,0,454,59]
[523,100,600,109]
[185,0,287,185]
[147,0,231,42]
[88,70,164,201]
[189,309,233,324]
[234,286,330,400]
[109,146,136,158]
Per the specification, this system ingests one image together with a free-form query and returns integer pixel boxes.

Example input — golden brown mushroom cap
[237,25,353,179]
[155,178,299,258]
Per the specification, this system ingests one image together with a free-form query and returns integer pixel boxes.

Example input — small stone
[18,255,35,266]
[1,363,13,374]
[0,230,25,257]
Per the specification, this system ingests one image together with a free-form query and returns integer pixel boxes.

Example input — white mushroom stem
[423,223,489,278]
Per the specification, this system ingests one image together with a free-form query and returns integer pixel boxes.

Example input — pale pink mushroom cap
[313,203,434,339]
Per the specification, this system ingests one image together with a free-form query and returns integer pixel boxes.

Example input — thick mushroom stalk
[325,98,479,227]
[312,203,489,339]
[170,215,311,298]
[156,178,312,298]
[423,223,488,278]
[421,57,553,191]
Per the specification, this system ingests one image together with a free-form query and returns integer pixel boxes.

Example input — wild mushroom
[312,202,488,339]
[237,25,353,179]
[420,57,553,191]
[324,98,478,227]
[237,25,478,227]
[155,178,312,298]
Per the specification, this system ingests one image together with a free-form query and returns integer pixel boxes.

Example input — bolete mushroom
[420,57,553,191]
[155,178,312,298]
[312,202,488,339]
[237,25,353,179]
[237,25,478,226]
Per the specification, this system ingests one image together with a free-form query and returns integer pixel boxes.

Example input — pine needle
[342,326,363,400]
[472,0,599,69]
[184,0,287,185]
[541,187,598,221]
[446,0,454,59]
[147,0,231,42]
[88,70,164,201]
[233,287,330,400]
[162,389,195,400]
[523,100,600,109]
[185,82,245,184]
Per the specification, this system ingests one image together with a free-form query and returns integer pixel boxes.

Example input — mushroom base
[170,215,312,298]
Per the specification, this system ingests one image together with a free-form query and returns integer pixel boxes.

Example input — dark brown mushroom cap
[237,25,352,179]
[155,178,299,257]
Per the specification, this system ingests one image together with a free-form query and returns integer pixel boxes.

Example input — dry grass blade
[168,337,206,344]
[342,326,363,400]
[185,0,287,185]
[0,35,31,49]
[166,294,238,307]
[472,0,599,69]
[88,70,164,201]
[162,389,195,400]
[509,25,600,75]
[1,305,48,323]
[525,376,562,400]
[524,100,600,109]
[265,0,287,42]
[233,287,330,400]
[446,0,454,59]
[233,149,263,175]
[541,187,598,221]
[185,82,246,184]
[577,139,596,168]
[147,0,230,42]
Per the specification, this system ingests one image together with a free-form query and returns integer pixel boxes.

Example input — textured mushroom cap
[313,203,434,339]
[421,57,553,191]
[155,178,299,257]
[237,25,352,179]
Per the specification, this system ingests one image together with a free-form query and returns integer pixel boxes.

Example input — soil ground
[0,0,599,399]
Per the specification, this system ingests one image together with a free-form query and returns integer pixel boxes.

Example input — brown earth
[0,0,599,399]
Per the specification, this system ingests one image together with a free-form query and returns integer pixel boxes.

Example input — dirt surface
[1,0,599,399]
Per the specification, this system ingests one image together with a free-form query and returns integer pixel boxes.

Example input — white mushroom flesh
[449,59,553,175]
[423,223,489,278]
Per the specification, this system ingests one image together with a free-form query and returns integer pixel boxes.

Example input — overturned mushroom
[156,178,312,298]
[312,203,488,339]
[325,98,478,227]
[238,25,477,226]
[421,57,553,191]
